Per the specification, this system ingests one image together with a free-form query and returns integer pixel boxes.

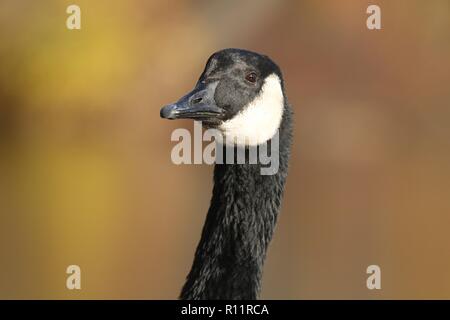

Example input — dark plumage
[161,48,293,299]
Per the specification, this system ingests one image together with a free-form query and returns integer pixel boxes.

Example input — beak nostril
[192,97,203,105]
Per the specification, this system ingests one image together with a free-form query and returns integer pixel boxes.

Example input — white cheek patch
[219,74,284,146]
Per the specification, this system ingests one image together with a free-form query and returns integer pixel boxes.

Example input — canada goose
[160,48,293,299]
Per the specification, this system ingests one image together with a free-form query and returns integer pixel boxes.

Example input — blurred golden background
[0,0,449,299]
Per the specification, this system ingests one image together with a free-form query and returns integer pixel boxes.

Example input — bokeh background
[0,0,449,299]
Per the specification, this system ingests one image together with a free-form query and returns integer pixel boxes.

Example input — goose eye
[245,72,257,83]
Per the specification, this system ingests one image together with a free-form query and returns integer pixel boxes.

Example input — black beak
[160,82,223,120]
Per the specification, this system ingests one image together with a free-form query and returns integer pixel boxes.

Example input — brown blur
[0,0,449,299]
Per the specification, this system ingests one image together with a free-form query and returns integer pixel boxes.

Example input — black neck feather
[180,104,292,300]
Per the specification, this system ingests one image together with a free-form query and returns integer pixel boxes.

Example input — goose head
[160,48,286,146]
